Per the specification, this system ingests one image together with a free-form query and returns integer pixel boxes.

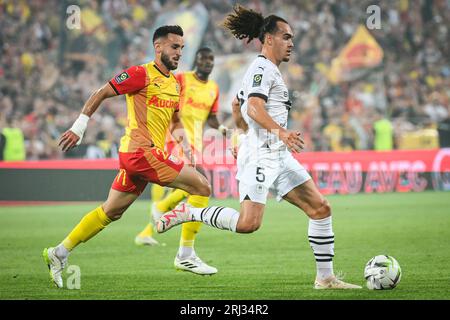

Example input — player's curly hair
[222,4,288,44]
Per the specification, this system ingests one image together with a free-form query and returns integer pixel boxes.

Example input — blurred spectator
[322,117,344,152]
[424,92,448,124]
[2,118,26,161]
[0,133,4,160]
[373,111,394,151]
[0,116,5,160]
[437,114,450,147]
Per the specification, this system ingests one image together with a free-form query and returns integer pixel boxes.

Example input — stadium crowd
[0,0,449,160]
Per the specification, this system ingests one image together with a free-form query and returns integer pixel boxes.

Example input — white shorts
[236,149,311,204]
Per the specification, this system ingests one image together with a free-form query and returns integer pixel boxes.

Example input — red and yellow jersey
[175,72,219,151]
[109,61,180,152]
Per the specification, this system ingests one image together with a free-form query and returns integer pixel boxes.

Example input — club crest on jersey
[115,71,129,84]
[152,76,165,89]
[256,184,265,194]
[252,74,263,87]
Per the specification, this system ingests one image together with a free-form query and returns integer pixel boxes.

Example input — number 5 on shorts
[256,167,265,182]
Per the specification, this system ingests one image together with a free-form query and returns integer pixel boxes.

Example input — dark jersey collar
[152,61,170,78]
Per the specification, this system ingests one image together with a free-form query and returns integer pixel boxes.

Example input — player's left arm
[169,111,194,164]
[206,113,225,133]
[206,86,227,135]
[169,110,185,143]
[231,95,248,133]
[229,96,248,159]
[171,72,192,158]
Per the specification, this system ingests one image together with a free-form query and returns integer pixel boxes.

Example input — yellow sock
[137,223,154,238]
[151,184,166,202]
[62,206,112,251]
[180,195,209,248]
[180,222,202,248]
[187,195,209,208]
[156,189,189,212]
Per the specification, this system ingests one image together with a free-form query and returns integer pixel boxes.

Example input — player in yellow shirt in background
[135,47,228,275]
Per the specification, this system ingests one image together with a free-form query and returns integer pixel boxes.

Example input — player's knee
[202,183,212,197]
[310,199,331,220]
[323,200,332,216]
[236,219,261,233]
[103,206,126,221]
[194,181,211,197]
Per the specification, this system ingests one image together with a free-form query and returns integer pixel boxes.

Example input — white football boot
[134,235,160,246]
[156,203,194,233]
[42,247,67,288]
[314,275,362,289]
[174,254,218,275]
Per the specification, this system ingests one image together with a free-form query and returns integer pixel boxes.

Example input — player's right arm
[246,66,304,152]
[59,66,148,152]
[247,96,304,153]
[58,84,116,152]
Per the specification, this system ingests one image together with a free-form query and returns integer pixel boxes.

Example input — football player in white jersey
[156,5,361,289]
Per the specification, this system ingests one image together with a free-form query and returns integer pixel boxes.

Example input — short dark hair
[223,4,288,44]
[195,47,213,57]
[152,25,184,43]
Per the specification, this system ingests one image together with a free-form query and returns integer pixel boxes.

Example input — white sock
[55,243,70,260]
[190,206,239,232]
[308,216,334,281]
[178,246,194,259]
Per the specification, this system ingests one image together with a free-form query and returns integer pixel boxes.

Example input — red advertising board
[1,149,449,197]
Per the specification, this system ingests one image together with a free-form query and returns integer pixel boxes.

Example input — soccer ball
[364,255,402,290]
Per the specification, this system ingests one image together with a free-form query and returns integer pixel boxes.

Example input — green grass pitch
[0,191,449,300]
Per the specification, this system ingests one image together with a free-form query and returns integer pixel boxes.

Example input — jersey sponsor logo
[115,71,130,84]
[252,74,263,87]
[147,96,179,109]
[186,97,210,110]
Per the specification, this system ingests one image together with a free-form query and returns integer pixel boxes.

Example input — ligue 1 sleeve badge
[115,71,129,84]
[252,74,263,87]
